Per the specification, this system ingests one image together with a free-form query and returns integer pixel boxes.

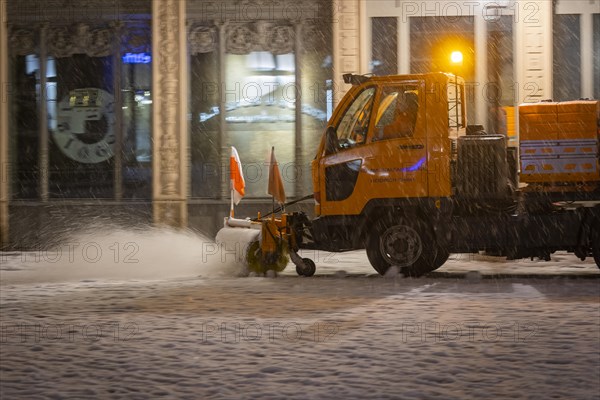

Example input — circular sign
[54,88,116,164]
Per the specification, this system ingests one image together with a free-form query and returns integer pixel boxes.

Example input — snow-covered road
[1,229,599,399]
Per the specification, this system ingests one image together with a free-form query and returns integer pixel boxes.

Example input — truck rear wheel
[592,225,600,269]
[433,249,450,269]
[366,217,441,277]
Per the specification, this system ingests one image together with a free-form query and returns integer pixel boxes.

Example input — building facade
[1,0,599,248]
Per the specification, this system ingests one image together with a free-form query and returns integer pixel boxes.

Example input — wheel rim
[379,224,423,267]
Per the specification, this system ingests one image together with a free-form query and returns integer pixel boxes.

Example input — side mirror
[324,126,338,155]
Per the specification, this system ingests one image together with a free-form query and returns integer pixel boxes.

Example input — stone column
[217,22,227,200]
[580,12,593,99]
[152,0,189,228]
[113,23,124,201]
[514,0,553,104]
[474,13,488,127]
[398,15,410,74]
[39,25,49,202]
[332,0,362,106]
[0,0,8,248]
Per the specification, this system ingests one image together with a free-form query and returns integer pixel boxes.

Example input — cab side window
[336,87,376,149]
[374,85,419,141]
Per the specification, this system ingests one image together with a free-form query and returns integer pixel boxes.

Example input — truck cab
[312,72,465,218]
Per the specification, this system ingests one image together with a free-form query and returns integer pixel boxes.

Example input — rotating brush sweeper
[214,147,316,277]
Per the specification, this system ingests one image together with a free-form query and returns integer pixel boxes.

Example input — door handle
[398,144,424,150]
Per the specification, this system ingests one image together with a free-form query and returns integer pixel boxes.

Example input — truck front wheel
[366,217,441,277]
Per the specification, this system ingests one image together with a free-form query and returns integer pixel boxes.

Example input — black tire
[366,216,441,277]
[296,258,316,277]
[592,225,600,269]
[433,249,450,269]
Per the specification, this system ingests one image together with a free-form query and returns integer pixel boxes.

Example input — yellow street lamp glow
[450,51,463,64]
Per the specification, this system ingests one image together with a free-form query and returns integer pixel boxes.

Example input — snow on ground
[1,228,599,399]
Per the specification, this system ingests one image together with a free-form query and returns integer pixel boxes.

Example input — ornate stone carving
[47,27,75,57]
[47,23,115,58]
[8,27,36,56]
[225,22,294,55]
[87,26,114,57]
[122,22,151,53]
[226,23,257,54]
[155,0,182,197]
[189,25,217,54]
[266,24,294,55]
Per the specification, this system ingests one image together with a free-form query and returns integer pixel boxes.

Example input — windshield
[336,87,376,147]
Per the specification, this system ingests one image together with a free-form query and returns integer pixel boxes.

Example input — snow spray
[0,223,247,284]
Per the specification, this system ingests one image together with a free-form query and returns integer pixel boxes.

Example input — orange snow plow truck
[218,73,600,277]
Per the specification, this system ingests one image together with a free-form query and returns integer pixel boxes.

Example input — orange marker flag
[267,146,286,205]
[230,146,245,207]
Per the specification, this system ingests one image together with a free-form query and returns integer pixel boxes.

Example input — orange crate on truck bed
[519,100,599,184]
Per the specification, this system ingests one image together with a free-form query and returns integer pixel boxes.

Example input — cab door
[318,86,377,216]
[318,81,429,217]
[366,81,429,200]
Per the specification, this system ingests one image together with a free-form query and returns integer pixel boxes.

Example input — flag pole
[272,195,275,219]
[230,186,234,218]
[229,146,245,219]
[271,146,275,219]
